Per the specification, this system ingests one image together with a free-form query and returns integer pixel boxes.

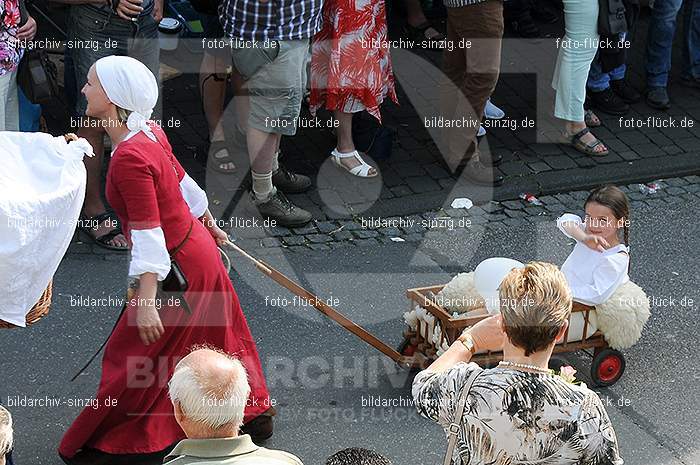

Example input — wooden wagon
[397,284,626,387]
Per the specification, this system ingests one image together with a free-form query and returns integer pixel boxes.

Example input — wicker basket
[0,280,53,329]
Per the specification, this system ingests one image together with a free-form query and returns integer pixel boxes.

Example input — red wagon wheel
[591,348,626,387]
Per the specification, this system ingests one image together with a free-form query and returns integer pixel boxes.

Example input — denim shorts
[231,39,309,136]
[68,6,160,118]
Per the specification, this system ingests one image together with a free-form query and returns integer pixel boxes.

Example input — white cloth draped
[0,132,93,326]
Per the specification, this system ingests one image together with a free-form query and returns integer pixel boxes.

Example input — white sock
[271,150,280,172]
[252,171,275,202]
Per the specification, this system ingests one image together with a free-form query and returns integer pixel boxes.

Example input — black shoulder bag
[14,0,59,104]
[598,0,628,36]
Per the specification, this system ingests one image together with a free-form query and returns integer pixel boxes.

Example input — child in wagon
[557,185,631,306]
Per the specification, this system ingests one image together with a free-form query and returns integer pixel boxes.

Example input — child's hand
[583,234,609,252]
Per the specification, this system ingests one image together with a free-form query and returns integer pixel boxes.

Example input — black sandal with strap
[567,127,608,157]
[79,211,127,251]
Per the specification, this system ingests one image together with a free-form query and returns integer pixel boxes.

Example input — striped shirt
[219,0,323,42]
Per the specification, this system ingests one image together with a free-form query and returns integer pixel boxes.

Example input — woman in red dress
[310,0,398,178]
[59,56,273,465]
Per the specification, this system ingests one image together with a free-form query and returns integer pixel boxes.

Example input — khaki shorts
[231,39,309,136]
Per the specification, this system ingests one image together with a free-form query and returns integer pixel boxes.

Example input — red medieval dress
[59,124,271,458]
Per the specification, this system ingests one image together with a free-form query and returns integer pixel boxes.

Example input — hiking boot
[610,79,641,103]
[589,87,629,115]
[465,157,504,186]
[272,163,312,194]
[646,86,670,110]
[254,190,313,227]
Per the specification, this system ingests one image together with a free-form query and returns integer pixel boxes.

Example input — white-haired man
[0,405,13,465]
[165,348,302,464]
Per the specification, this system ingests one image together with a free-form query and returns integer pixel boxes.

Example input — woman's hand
[201,209,229,246]
[16,16,37,41]
[463,315,506,353]
[209,224,229,247]
[582,234,609,252]
[136,300,164,345]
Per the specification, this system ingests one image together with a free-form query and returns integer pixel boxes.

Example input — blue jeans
[646,0,700,87]
[588,60,627,90]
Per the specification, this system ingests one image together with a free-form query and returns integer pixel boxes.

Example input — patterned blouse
[0,0,23,76]
[412,362,624,465]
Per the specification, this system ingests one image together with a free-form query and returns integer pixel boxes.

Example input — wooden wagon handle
[223,240,409,364]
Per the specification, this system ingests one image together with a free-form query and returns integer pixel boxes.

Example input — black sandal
[79,212,128,251]
[567,127,609,157]
[404,21,446,43]
[207,139,237,174]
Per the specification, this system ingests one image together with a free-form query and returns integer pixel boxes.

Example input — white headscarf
[95,55,159,142]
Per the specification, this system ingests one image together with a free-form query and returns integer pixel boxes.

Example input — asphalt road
[1,199,698,465]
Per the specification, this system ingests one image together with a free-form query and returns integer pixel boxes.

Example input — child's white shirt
[557,213,629,305]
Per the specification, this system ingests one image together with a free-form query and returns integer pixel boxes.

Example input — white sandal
[330,148,378,178]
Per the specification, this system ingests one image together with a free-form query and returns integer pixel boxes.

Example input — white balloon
[474,257,525,314]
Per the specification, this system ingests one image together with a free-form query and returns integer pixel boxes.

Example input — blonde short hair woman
[412,262,623,465]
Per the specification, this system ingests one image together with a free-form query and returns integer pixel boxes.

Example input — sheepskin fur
[595,280,650,350]
[435,272,484,313]
[408,275,650,351]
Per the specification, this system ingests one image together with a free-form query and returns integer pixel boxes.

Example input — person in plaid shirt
[218,0,323,227]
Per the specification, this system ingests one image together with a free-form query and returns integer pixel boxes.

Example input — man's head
[498,261,572,356]
[326,448,392,465]
[168,347,250,439]
[0,406,13,465]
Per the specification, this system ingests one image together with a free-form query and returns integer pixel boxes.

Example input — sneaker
[510,13,540,38]
[477,124,487,137]
[271,163,312,194]
[484,99,505,119]
[610,79,641,103]
[254,190,312,227]
[589,87,629,115]
[646,86,670,110]
[465,157,504,186]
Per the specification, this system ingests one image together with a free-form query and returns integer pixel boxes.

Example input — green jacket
[163,435,303,465]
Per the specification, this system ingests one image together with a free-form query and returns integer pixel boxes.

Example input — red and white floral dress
[309,0,398,122]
